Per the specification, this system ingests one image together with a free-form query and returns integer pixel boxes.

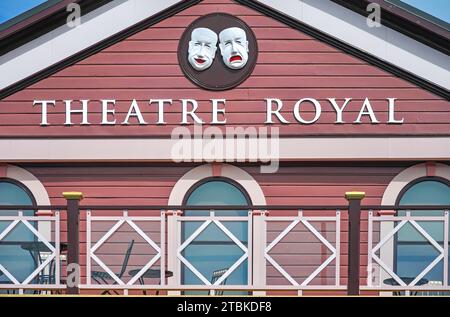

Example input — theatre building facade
[0,0,449,295]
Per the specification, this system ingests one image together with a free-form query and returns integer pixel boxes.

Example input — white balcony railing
[1,205,449,295]
[0,211,62,294]
[364,210,449,295]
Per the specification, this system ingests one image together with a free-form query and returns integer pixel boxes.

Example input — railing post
[167,210,182,295]
[345,191,365,296]
[252,210,268,296]
[63,191,83,295]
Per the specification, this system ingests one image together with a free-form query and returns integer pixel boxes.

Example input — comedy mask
[188,28,218,71]
[219,27,249,70]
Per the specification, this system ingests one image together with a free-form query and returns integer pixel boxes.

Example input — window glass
[183,180,249,294]
[0,181,35,286]
[396,180,450,284]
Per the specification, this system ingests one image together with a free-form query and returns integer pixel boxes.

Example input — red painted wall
[1,0,447,295]
[0,0,448,137]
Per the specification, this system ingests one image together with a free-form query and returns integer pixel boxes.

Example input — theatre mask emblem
[219,27,249,70]
[188,28,218,71]
[178,13,257,90]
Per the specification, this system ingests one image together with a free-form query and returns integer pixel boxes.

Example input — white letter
[66,263,80,288]
[66,3,81,28]
[294,98,321,124]
[33,100,55,126]
[203,126,224,162]
[328,98,351,124]
[355,98,380,124]
[65,100,90,125]
[211,99,227,124]
[387,98,404,124]
[367,3,381,28]
[101,100,116,125]
[171,126,192,163]
[181,99,204,124]
[265,98,289,124]
[122,99,147,125]
[150,99,172,125]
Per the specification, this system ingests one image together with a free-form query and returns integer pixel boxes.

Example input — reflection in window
[0,180,35,288]
[182,179,250,295]
[395,179,450,288]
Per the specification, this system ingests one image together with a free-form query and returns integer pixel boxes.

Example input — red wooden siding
[23,162,402,293]
[0,0,448,137]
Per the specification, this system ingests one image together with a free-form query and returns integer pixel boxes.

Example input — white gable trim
[0,0,182,91]
[257,0,450,90]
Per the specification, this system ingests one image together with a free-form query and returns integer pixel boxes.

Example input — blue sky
[0,0,47,24]
[0,0,449,25]
[401,0,450,24]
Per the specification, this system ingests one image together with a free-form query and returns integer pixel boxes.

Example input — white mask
[188,28,218,71]
[219,27,249,70]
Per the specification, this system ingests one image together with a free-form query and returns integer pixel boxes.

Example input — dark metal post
[64,192,83,295]
[345,191,365,296]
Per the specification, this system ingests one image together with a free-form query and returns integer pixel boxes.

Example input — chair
[209,268,229,296]
[91,239,135,295]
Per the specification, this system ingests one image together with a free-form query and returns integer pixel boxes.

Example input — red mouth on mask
[195,58,206,64]
[230,55,242,63]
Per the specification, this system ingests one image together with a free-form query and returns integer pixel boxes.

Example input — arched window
[0,179,36,284]
[395,177,450,284]
[181,177,250,294]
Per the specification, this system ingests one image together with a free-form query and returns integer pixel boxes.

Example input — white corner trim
[0,0,182,90]
[168,163,266,205]
[257,0,450,90]
[0,137,449,162]
[6,164,51,239]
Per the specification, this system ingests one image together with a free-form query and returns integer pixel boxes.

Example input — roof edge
[0,0,201,100]
[0,0,448,101]
[0,0,114,57]
[237,0,449,100]
[330,0,450,56]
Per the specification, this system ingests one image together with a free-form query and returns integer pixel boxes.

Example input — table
[20,242,68,285]
[129,268,173,295]
[0,241,67,294]
[19,241,68,253]
[383,277,429,295]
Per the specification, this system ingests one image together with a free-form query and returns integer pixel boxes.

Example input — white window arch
[168,163,266,206]
[2,164,51,236]
[167,163,266,294]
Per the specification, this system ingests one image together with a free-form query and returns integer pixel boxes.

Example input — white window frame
[167,163,266,295]
[379,162,450,294]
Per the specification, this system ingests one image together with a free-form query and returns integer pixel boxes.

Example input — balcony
[0,192,449,296]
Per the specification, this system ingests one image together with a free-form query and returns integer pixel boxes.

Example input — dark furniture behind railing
[1,191,449,296]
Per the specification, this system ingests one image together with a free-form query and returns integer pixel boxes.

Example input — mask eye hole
[205,44,211,48]
[225,40,232,46]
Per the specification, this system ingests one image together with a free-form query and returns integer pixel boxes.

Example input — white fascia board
[0,137,449,162]
[0,0,182,90]
[256,0,450,90]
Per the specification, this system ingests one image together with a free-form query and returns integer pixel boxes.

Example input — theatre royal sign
[32,13,405,126]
